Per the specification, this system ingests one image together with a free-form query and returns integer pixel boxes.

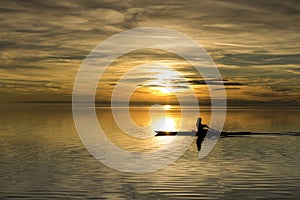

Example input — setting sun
[145,65,188,96]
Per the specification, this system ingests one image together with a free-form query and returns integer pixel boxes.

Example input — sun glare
[152,117,177,132]
[147,66,187,96]
[163,105,171,110]
[162,117,177,132]
[154,86,173,95]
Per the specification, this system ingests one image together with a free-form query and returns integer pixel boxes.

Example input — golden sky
[0,0,299,105]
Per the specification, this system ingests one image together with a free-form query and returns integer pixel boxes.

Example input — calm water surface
[0,105,299,199]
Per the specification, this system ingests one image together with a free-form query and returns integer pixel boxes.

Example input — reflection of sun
[163,105,171,110]
[152,117,177,132]
[162,117,176,131]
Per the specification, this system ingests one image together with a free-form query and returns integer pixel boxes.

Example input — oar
[208,127,221,132]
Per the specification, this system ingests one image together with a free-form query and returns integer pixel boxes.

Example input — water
[0,105,299,199]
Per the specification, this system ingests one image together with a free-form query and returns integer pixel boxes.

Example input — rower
[196,117,209,151]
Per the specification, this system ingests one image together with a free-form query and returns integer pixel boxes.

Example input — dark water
[0,105,299,199]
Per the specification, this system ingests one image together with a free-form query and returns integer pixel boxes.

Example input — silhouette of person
[196,117,209,151]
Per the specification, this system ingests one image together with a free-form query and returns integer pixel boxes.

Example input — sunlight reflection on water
[0,106,299,199]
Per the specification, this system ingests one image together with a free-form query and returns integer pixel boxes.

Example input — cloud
[272,88,293,92]
[217,53,300,67]
[213,87,241,91]
[0,0,299,103]
[188,79,245,86]
[285,69,300,75]
[0,78,65,95]
[214,42,263,48]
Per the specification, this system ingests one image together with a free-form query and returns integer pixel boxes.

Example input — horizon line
[5,100,300,107]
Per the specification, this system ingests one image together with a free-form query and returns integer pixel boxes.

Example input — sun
[146,66,186,96]
[153,86,174,95]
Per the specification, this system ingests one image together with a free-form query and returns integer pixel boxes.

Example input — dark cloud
[213,87,241,91]
[0,78,63,90]
[217,53,300,67]
[138,84,190,90]
[0,65,46,70]
[188,80,245,86]
[46,55,87,61]
[272,88,293,92]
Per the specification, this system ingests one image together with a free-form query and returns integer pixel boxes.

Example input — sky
[0,0,299,105]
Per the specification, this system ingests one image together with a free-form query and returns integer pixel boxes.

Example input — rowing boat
[154,130,300,137]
